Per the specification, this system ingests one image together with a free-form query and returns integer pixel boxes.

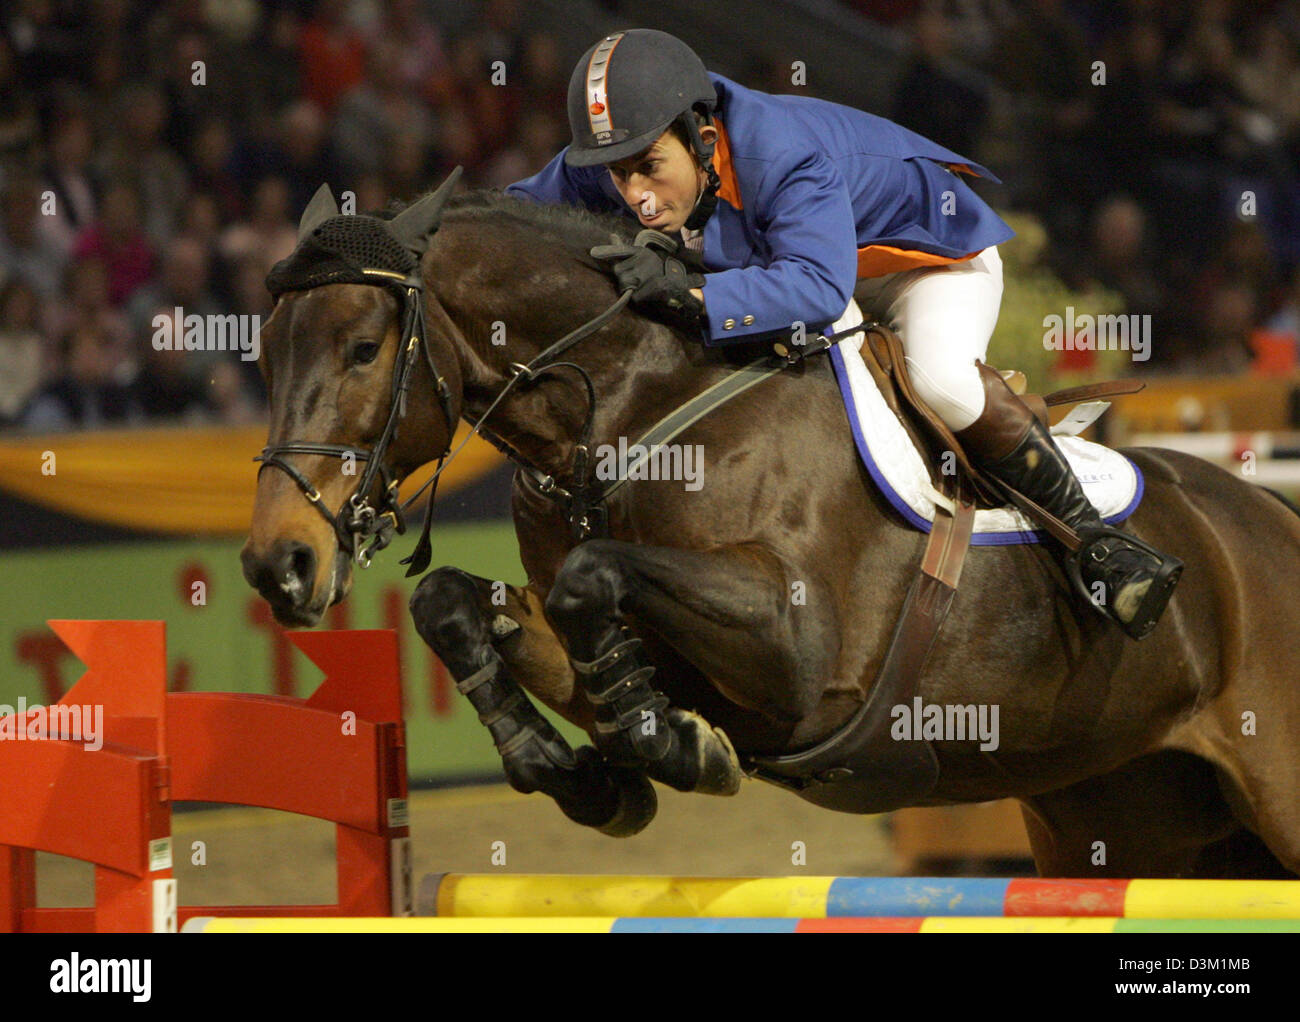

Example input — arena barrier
[182,916,1300,933]
[0,621,172,932]
[418,874,1300,919]
[0,620,411,933]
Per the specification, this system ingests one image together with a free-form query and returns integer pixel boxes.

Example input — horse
[242,173,1300,878]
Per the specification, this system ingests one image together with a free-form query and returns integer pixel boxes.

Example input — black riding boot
[957,363,1182,639]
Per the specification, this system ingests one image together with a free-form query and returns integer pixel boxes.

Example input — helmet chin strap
[683,164,720,231]
[681,109,720,232]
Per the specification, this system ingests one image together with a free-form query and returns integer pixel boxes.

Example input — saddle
[856,322,1144,515]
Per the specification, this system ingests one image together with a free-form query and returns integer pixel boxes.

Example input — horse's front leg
[544,539,841,792]
[409,567,655,836]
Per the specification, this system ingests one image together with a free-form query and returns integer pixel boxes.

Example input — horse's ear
[299,183,339,238]
[389,166,464,255]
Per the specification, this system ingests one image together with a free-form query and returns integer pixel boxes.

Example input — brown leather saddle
[742,322,1144,811]
[857,322,1144,519]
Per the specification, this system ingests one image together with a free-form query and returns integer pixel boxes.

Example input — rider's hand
[591,231,705,319]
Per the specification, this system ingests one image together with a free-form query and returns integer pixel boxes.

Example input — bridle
[255,268,458,568]
[254,227,632,577]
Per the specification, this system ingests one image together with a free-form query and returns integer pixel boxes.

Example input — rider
[506,28,1182,640]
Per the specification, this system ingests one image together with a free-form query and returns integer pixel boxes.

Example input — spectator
[479,0,526,72]
[1193,281,1257,375]
[0,35,40,162]
[1264,264,1300,348]
[70,180,156,308]
[1080,195,1165,315]
[273,101,338,214]
[46,255,132,360]
[207,359,259,425]
[179,190,232,305]
[482,110,566,190]
[364,0,451,99]
[159,27,231,153]
[518,32,567,112]
[0,176,67,301]
[442,33,517,173]
[351,173,389,216]
[429,102,485,182]
[218,175,298,276]
[243,6,304,118]
[23,324,139,431]
[95,82,190,245]
[0,279,46,425]
[40,109,99,256]
[298,0,366,114]
[127,235,221,348]
[189,116,243,223]
[229,253,271,405]
[331,39,433,181]
[383,129,433,202]
[131,305,213,422]
[889,7,990,158]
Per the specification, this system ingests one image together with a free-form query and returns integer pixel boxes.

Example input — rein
[397,290,632,575]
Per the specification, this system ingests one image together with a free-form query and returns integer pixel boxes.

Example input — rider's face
[606,129,712,234]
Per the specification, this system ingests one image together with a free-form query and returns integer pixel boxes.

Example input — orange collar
[710,117,742,210]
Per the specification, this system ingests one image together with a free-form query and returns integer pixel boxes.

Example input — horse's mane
[381,186,637,261]
[382,185,727,352]
[450,188,637,248]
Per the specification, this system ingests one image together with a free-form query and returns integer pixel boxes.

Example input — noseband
[255,268,457,568]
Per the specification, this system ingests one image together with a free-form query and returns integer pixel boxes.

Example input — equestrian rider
[507,28,1182,640]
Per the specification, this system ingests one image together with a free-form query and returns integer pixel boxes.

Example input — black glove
[591,230,705,319]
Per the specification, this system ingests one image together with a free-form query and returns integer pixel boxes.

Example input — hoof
[669,708,744,796]
[541,746,656,836]
[594,762,658,837]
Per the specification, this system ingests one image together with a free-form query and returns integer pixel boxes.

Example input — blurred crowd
[850,0,1300,376]
[1,0,1298,434]
[0,0,569,431]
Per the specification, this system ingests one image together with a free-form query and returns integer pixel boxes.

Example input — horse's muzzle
[241,538,331,627]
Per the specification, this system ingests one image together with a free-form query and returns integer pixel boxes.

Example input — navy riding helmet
[564,29,722,229]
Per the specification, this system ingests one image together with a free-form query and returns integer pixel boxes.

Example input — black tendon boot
[957,363,1182,639]
[570,629,672,763]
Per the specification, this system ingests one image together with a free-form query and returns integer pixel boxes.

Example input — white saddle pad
[828,337,1143,545]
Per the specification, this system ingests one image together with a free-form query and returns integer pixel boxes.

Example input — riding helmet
[564,29,719,168]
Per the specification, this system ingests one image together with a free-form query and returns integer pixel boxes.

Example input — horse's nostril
[274,542,317,605]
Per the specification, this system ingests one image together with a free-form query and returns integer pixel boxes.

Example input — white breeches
[831,245,1004,432]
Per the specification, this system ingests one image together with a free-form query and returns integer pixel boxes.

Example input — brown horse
[243,178,1300,878]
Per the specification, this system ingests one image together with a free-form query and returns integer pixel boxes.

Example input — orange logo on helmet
[589,101,605,115]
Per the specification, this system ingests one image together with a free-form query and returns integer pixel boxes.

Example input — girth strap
[744,474,976,810]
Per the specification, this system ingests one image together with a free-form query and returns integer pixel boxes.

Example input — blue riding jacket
[507,73,1014,345]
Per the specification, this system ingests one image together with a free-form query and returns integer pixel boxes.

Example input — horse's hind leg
[544,539,839,793]
[409,566,656,836]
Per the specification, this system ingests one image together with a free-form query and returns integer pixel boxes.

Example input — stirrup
[1063,525,1182,639]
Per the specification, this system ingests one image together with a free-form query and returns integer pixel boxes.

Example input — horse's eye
[352,341,381,365]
